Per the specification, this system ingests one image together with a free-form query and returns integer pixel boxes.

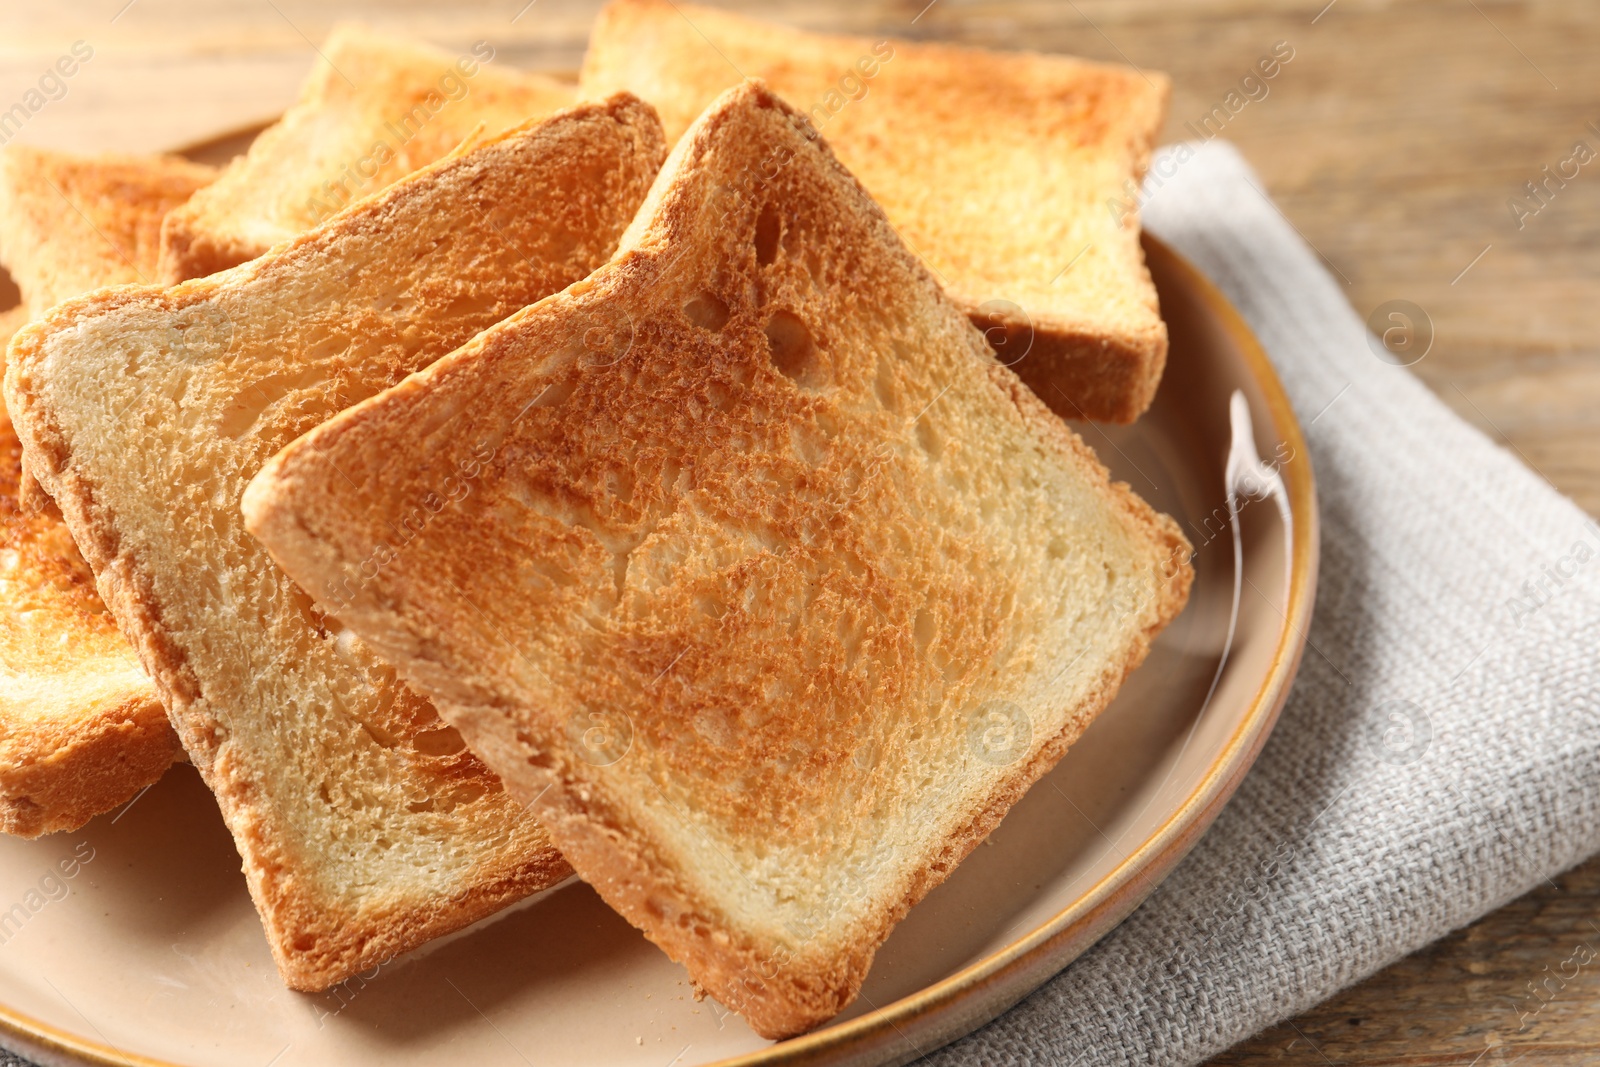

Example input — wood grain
[0,1,1595,1063]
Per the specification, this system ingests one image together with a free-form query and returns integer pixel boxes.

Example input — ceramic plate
[0,127,1315,1067]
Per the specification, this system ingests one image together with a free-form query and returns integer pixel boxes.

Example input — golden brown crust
[7,96,667,986]
[158,23,575,282]
[0,147,215,316]
[243,82,1192,1035]
[581,0,1169,423]
[0,690,182,839]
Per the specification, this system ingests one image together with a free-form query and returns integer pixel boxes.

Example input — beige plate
[0,126,1316,1067]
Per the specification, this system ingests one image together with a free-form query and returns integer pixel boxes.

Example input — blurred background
[1,2,1596,1063]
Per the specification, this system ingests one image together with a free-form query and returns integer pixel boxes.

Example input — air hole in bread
[683,291,730,332]
[292,934,316,952]
[413,725,467,757]
[754,203,781,266]
[915,415,942,458]
[765,310,820,388]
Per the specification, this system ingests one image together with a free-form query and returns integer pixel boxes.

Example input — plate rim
[0,135,1317,1066]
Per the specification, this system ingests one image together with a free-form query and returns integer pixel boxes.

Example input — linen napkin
[928,140,1600,1066]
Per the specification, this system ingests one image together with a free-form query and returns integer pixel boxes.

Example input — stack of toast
[0,6,1191,1040]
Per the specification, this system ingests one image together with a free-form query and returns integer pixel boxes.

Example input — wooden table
[1,2,1596,1063]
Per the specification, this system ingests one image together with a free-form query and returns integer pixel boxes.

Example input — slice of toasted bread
[7,95,667,987]
[580,0,1169,423]
[242,82,1193,1035]
[0,149,215,837]
[0,147,216,316]
[158,24,575,282]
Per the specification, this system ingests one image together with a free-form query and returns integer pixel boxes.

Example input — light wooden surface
[1,1,1596,1063]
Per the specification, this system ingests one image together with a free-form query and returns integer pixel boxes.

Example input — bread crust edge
[0,687,181,838]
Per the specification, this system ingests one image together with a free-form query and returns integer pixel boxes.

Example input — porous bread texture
[158,23,575,282]
[0,378,180,838]
[0,146,216,316]
[242,82,1193,1035]
[6,96,667,987]
[0,149,216,837]
[580,0,1170,424]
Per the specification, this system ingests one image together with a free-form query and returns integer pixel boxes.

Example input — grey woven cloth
[929,140,1600,1066]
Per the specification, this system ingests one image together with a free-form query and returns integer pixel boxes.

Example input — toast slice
[7,95,667,987]
[242,82,1193,1035]
[580,0,1170,423]
[0,149,217,837]
[0,146,216,316]
[158,23,575,282]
